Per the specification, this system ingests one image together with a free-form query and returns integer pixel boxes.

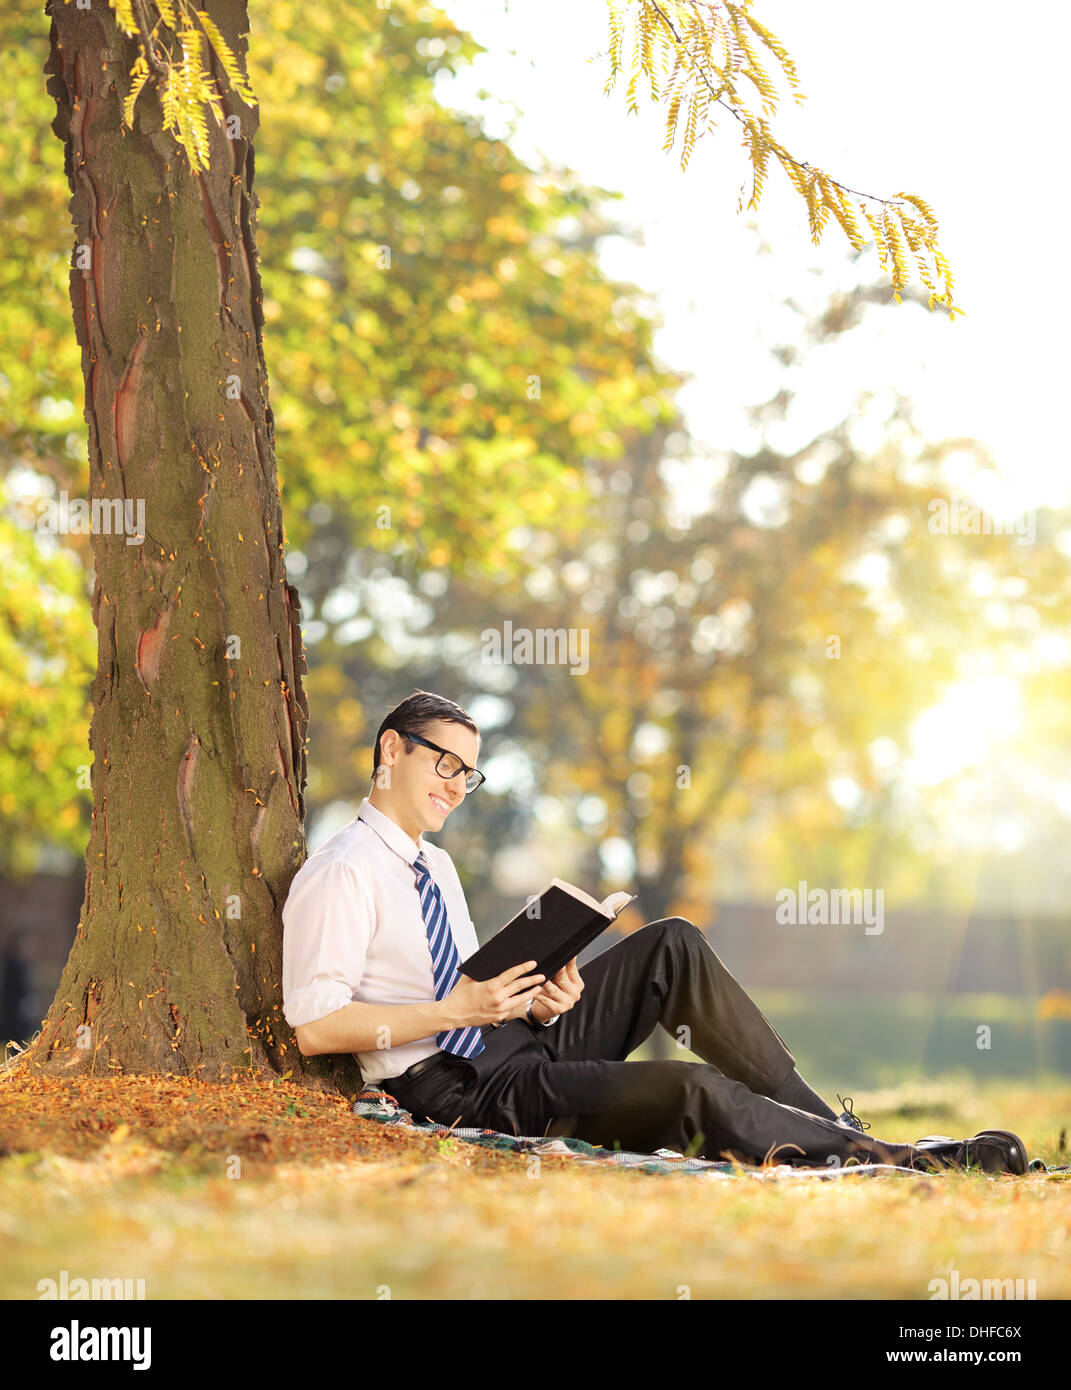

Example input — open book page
[547,878,635,919]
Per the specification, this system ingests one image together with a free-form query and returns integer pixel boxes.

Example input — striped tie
[412,851,485,1059]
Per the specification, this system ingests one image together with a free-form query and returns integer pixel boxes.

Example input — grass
[1,1063,1069,1300]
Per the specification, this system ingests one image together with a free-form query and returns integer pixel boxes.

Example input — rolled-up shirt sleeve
[282,857,372,1029]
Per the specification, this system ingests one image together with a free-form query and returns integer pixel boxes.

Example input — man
[282,690,1029,1174]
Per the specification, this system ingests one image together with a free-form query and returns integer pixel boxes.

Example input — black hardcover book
[459,878,636,983]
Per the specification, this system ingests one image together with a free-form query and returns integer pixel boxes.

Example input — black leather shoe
[911,1129,1029,1175]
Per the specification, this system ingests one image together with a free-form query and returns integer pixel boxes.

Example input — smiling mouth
[428,793,452,814]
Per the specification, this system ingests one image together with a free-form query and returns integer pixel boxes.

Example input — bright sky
[440,0,1071,518]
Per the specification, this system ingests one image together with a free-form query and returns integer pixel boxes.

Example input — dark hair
[371,690,479,782]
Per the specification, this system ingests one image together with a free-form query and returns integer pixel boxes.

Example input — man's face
[380,718,481,836]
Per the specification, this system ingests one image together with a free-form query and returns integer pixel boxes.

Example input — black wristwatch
[526,997,559,1028]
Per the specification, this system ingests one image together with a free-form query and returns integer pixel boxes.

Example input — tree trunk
[30,0,357,1094]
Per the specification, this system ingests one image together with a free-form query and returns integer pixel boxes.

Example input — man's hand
[441,960,547,1029]
[529,957,584,1024]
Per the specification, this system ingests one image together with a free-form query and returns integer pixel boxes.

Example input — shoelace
[836,1094,871,1132]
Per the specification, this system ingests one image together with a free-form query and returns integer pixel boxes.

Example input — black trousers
[380,918,919,1168]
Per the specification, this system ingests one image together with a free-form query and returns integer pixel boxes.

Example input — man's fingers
[506,972,545,998]
[499,961,544,989]
[503,959,540,982]
[540,979,580,1007]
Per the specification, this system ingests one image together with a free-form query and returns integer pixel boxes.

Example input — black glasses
[398,730,486,792]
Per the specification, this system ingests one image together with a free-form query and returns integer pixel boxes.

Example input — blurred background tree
[296,275,1071,931]
[0,0,677,871]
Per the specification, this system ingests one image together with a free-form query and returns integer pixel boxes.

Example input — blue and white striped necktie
[412,850,485,1059]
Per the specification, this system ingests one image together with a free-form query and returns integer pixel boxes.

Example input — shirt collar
[356,796,426,866]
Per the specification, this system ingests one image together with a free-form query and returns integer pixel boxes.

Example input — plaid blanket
[352,1086,939,1179]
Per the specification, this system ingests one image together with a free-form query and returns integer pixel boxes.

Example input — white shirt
[281,796,480,1084]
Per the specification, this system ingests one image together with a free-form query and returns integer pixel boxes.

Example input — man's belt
[382,1041,482,1089]
[393,1050,454,1084]
[381,1018,532,1092]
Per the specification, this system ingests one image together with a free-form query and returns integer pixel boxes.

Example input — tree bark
[30,0,357,1093]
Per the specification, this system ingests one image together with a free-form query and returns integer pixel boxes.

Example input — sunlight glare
[906,675,1022,786]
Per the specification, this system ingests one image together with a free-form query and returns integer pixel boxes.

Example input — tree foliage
[0,491,95,874]
[245,0,675,569]
[0,0,679,866]
[80,0,962,315]
[603,0,959,314]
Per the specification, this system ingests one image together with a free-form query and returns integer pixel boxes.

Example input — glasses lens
[464,770,483,792]
[436,752,464,778]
